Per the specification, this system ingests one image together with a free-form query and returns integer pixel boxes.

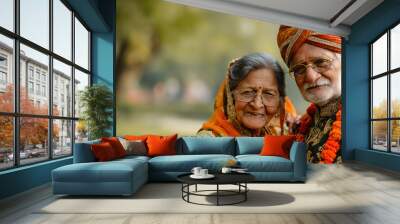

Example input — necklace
[296,102,341,164]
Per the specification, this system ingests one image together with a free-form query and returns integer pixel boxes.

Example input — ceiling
[165,0,384,37]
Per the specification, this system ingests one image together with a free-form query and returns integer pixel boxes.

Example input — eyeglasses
[289,57,334,78]
[233,89,278,106]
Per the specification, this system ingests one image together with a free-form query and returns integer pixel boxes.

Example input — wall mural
[116,0,343,163]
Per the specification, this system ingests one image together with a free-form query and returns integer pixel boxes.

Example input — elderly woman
[198,52,297,137]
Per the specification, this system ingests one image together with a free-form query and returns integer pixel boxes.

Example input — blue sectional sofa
[52,137,306,196]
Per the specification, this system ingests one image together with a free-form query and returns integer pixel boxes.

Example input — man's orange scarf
[296,103,342,163]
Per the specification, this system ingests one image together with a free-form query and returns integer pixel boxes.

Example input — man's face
[290,43,341,106]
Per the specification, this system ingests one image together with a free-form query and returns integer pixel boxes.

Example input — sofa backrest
[235,137,264,155]
[177,137,235,155]
[73,139,100,163]
[73,136,267,162]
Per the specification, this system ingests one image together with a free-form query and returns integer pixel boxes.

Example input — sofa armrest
[73,140,100,163]
[289,141,307,181]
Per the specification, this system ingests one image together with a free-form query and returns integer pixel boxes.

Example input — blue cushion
[73,139,100,163]
[52,159,146,183]
[117,155,150,163]
[109,157,149,170]
[235,137,264,155]
[149,154,235,172]
[177,137,235,155]
[52,159,148,195]
[236,155,293,172]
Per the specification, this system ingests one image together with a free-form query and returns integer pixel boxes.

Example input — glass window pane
[391,72,400,118]
[391,120,400,153]
[372,33,387,76]
[20,44,49,115]
[74,17,89,70]
[53,59,72,117]
[372,76,387,119]
[53,119,72,158]
[0,116,14,170]
[391,24,400,70]
[0,34,14,112]
[75,120,88,143]
[20,0,49,49]
[0,0,14,31]
[74,69,89,118]
[53,0,72,60]
[372,121,388,151]
[20,117,49,165]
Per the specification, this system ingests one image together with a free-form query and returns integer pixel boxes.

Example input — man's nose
[304,66,321,83]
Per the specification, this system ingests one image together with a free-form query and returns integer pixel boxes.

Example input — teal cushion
[149,154,235,172]
[116,155,150,163]
[235,137,264,155]
[177,137,235,155]
[52,159,146,183]
[236,155,293,172]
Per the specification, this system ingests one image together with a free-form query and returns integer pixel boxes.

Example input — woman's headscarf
[198,59,297,137]
[277,25,342,65]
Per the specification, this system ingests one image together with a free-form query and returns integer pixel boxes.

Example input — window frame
[370,21,400,154]
[0,0,92,171]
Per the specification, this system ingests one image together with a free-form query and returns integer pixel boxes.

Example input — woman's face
[233,68,280,130]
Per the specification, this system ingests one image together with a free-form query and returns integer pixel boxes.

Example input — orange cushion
[259,135,296,159]
[146,134,178,157]
[124,135,150,142]
[101,137,127,158]
[91,142,117,161]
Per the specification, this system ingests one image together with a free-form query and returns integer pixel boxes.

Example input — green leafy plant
[79,84,113,140]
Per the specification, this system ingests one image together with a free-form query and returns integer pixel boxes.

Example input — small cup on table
[191,167,202,176]
[221,167,232,174]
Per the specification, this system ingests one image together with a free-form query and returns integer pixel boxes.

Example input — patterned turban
[277,25,342,65]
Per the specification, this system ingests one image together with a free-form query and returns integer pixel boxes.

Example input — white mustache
[303,79,331,90]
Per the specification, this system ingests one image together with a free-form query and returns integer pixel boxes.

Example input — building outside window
[54,89,58,102]
[28,66,34,79]
[41,73,46,83]
[0,0,91,170]
[35,70,40,81]
[28,81,34,94]
[371,23,400,154]
[0,71,6,84]
[0,54,7,89]
[0,54,7,67]
[35,83,40,95]
[42,85,46,97]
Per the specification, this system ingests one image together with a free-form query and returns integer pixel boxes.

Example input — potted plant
[79,84,113,140]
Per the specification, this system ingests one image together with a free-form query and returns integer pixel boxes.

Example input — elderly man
[277,26,342,164]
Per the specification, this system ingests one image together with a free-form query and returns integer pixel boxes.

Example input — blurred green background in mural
[116,0,308,136]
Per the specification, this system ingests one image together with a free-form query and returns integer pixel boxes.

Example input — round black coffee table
[177,173,255,206]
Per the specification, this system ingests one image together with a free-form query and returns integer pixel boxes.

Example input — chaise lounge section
[52,140,149,195]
